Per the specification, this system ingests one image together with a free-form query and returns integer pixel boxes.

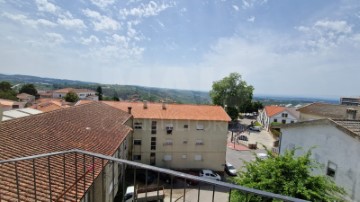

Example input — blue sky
[1,0,360,98]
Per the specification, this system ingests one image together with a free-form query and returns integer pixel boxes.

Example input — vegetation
[0,81,17,100]
[231,148,346,202]
[19,83,38,96]
[96,86,103,100]
[64,91,79,102]
[210,72,254,120]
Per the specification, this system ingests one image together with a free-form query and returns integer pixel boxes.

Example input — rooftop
[2,108,42,121]
[297,102,360,119]
[264,106,300,119]
[0,102,132,200]
[103,101,231,121]
[16,93,34,99]
[54,88,96,94]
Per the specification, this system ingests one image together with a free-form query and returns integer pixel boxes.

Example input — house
[16,93,35,103]
[104,101,231,171]
[257,106,300,131]
[0,102,132,202]
[53,88,98,101]
[297,102,360,121]
[340,97,360,106]
[279,119,360,202]
[31,98,70,112]
[1,108,42,121]
[0,98,26,111]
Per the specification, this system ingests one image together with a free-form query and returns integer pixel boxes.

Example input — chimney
[127,106,132,114]
[346,108,357,120]
[162,101,167,110]
[143,100,148,109]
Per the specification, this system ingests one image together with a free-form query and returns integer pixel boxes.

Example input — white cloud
[45,32,65,45]
[119,1,173,18]
[232,5,239,11]
[57,15,86,29]
[314,20,352,34]
[82,9,120,31]
[112,34,127,45]
[35,0,58,13]
[80,35,99,45]
[241,0,268,9]
[90,0,115,9]
[2,12,57,27]
[247,16,255,22]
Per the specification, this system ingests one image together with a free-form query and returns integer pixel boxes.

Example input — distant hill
[0,73,339,105]
[0,73,211,104]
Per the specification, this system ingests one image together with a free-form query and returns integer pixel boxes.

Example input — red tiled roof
[0,102,132,201]
[297,102,360,119]
[103,101,231,121]
[265,106,286,117]
[16,93,34,99]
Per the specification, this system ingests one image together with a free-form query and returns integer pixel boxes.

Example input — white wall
[280,124,360,201]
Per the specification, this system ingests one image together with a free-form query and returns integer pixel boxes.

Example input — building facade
[104,101,231,172]
[53,88,98,101]
[280,119,360,201]
[257,106,299,131]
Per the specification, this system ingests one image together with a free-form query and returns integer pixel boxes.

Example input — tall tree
[64,91,79,102]
[96,86,103,100]
[0,81,17,100]
[231,149,346,202]
[210,73,254,120]
[19,84,38,96]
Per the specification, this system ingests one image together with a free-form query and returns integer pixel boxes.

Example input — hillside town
[0,80,359,202]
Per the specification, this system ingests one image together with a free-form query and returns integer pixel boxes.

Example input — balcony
[0,149,308,202]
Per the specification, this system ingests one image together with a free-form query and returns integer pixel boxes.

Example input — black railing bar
[228,188,231,202]
[48,156,52,202]
[212,185,215,202]
[145,169,148,200]
[75,153,78,202]
[32,159,37,202]
[0,149,309,202]
[74,149,308,202]
[92,156,95,202]
[14,162,20,201]
[83,154,86,193]
[0,150,76,164]
[112,160,115,200]
[183,178,186,202]
[170,175,173,202]
[63,154,66,202]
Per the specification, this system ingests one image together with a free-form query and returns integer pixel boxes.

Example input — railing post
[83,154,86,193]
[14,162,20,201]
[92,156,95,201]
[48,156,52,202]
[75,153,78,201]
[33,159,37,202]
[63,154,66,202]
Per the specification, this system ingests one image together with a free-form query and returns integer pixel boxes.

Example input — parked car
[256,153,268,159]
[225,163,237,176]
[249,126,261,132]
[199,169,221,181]
[238,135,248,141]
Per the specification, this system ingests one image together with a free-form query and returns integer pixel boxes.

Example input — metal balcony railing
[0,149,309,202]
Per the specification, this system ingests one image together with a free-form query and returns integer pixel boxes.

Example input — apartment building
[340,97,360,106]
[0,102,132,202]
[104,101,231,171]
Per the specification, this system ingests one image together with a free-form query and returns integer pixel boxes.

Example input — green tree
[0,81,17,100]
[231,148,346,202]
[19,84,38,96]
[210,73,254,120]
[96,86,103,100]
[64,91,79,102]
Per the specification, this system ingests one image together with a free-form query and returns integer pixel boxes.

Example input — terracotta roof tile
[54,88,95,94]
[265,106,286,117]
[0,102,132,201]
[298,102,360,119]
[103,101,231,121]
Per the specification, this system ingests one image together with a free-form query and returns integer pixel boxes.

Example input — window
[184,124,188,129]
[151,137,156,150]
[181,154,187,159]
[151,121,157,134]
[133,139,141,145]
[134,122,142,129]
[282,113,288,117]
[273,119,277,123]
[282,119,286,124]
[163,155,172,161]
[327,161,337,178]
[290,120,294,123]
[195,140,204,145]
[166,124,173,134]
[194,155,202,161]
[196,124,204,130]
[183,140,188,144]
[163,139,173,145]
[133,155,141,161]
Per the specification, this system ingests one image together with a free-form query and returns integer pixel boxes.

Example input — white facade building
[53,88,98,101]
[280,119,360,201]
[258,106,299,131]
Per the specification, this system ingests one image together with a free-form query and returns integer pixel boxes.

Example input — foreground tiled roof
[54,88,95,94]
[332,119,360,137]
[298,102,360,119]
[265,106,285,117]
[0,102,132,201]
[103,101,231,121]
